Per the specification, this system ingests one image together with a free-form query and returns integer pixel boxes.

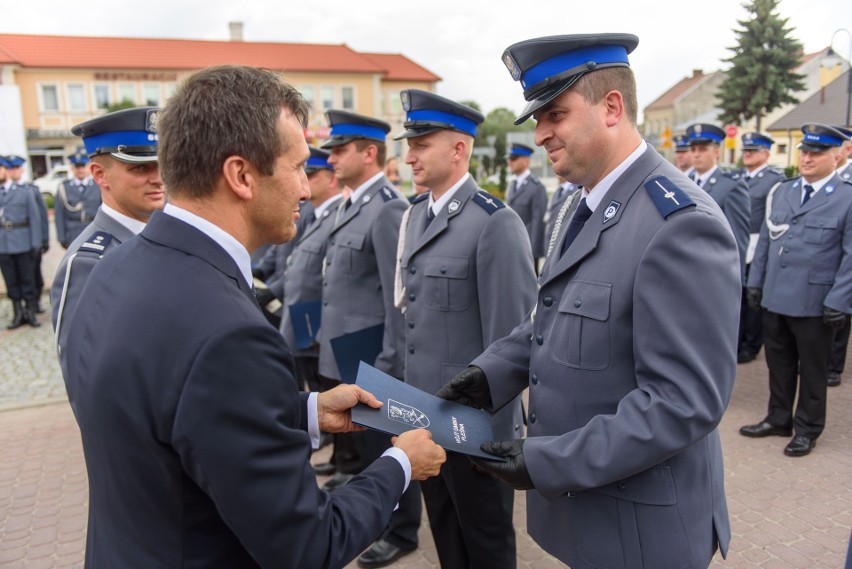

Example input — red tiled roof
[0,33,389,74]
[360,52,441,82]
[645,70,710,111]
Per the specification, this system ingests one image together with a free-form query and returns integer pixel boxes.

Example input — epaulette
[411,192,430,204]
[644,176,695,219]
[721,170,741,180]
[767,167,785,176]
[472,191,505,215]
[379,186,399,202]
[77,231,113,256]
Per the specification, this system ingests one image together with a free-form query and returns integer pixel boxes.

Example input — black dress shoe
[739,421,792,438]
[784,435,816,457]
[312,462,336,476]
[737,349,757,364]
[357,539,415,568]
[321,472,354,491]
[827,372,842,387]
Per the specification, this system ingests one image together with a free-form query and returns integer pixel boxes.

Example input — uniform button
[409,266,416,274]
[323,301,328,306]
[330,239,335,245]
[543,296,553,307]
[408,321,415,329]
[787,235,793,240]
[792,219,798,225]
[440,267,447,274]
[529,412,536,423]
[574,298,582,307]
[408,293,416,302]
[617,481,627,491]
[536,335,543,345]
[531,374,538,385]
[408,346,415,354]
[323,280,327,286]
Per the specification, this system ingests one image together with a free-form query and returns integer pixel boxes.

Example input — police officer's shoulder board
[644,176,695,219]
[77,231,113,256]
[411,192,429,205]
[472,190,505,215]
[767,167,785,177]
[721,170,741,181]
[379,186,399,202]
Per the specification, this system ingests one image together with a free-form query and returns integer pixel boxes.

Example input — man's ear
[89,161,107,189]
[603,90,624,127]
[222,155,256,201]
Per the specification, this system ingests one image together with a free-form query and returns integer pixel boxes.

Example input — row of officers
[0,152,101,328]
[46,35,852,569]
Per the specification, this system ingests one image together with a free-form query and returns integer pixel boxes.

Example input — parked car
[32,164,69,199]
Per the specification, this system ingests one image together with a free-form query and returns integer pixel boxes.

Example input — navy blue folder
[288,300,322,349]
[352,362,503,460]
[329,323,384,384]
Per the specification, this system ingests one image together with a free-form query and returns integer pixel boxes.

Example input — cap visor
[320,135,358,149]
[393,126,444,140]
[110,152,158,164]
[798,142,831,152]
[514,77,578,125]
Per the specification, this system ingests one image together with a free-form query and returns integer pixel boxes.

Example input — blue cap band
[330,123,387,142]
[521,45,630,90]
[307,156,331,169]
[406,109,478,137]
[743,139,772,149]
[802,132,843,147]
[509,146,533,157]
[687,130,724,144]
[83,130,158,155]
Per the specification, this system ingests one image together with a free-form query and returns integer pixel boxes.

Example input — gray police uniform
[743,166,785,235]
[318,177,407,381]
[56,178,102,247]
[399,177,536,568]
[747,174,852,437]
[0,182,41,302]
[473,145,738,569]
[51,209,135,382]
[838,162,852,182]
[544,182,578,248]
[696,167,750,282]
[13,181,49,305]
[507,173,548,258]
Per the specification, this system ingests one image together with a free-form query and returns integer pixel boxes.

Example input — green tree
[106,98,138,113]
[476,107,535,193]
[716,0,806,130]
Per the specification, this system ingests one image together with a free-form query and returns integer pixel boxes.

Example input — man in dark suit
[742,123,852,457]
[506,142,548,266]
[51,106,166,384]
[440,34,738,569]
[63,65,445,569]
[393,89,536,569]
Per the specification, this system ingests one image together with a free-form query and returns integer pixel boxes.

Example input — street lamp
[823,28,852,127]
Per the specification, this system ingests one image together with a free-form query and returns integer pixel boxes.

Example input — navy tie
[802,184,814,206]
[425,207,435,225]
[560,198,593,256]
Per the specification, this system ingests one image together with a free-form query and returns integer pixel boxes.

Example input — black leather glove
[41,243,49,254]
[251,267,266,280]
[254,287,275,307]
[823,307,850,331]
[746,288,762,311]
[30,248,39,260]
[470,439,534,490]
[435,365,492,409]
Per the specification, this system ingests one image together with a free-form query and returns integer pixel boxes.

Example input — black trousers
[738,284,763,356]
[0,252,36,301]
[421,452,516,569]
[294,356,324,393]
[763,311,833,438]
[33,249,44,296]
[829,320,850,376]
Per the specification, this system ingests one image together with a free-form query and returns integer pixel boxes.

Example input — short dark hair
[158,65,309,198]
[574,67,638,126]
[353,139,387,168]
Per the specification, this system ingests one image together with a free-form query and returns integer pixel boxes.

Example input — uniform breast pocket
[294,241,323,271]
[336,231,367,274]
[803,217,838,245]
[423,257,470,311]
[551,280,611,370]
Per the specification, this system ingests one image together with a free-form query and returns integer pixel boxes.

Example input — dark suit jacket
[65,210,406,569]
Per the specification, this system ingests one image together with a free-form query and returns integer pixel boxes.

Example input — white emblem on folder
[388,399,430,428]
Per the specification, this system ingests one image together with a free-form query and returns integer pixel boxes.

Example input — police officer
[673,133,693,175]
[827,125,852,386]
[506,142,548,265]
[393,89,536,569]
[439,33,739,569]
[55,152,101,248]
[741,123,852,457]
[687,123,751,281]
[6,155,49,314]
[51,107,165,381]
[735,133,785,363]
[544,175,579,250]
[0,155,41,328]
[319,110,421,567]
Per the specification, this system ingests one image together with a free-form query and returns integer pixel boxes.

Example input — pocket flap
[300,240,322,254]
[424,257,469,279]
[557,280,611,321]
[588,465,676,506]
[805,217,838,230]
[337,232,365,250]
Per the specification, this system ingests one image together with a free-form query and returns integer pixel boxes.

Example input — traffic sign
[725,125,738,138]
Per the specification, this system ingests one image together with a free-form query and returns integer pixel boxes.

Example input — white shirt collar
[747,163,769,178]
[100,203,147,235]
[428,172,470,215]
[313,194,343,220]
[802,172,837,196]
[349,171,385,204]
[583,140,647,211]
[693,165,718,189]
[162,203,253,289]
[515,169,531,186]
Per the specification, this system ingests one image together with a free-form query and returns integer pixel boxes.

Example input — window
[777,144,787,155]
[301,86,315,111]
[94,84,111,109]
[341,86,355,110]
[321,86,334,110]
[66,83,86,111]
[142,84,161,106]
[40,84,60,112]
[117,83,136,105]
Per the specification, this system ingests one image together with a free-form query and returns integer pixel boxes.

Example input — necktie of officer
[695,177,704,188]
[507,179,516,202]
[425,206,435,226]
[560,198,593,256]
[802,184,814,206]
[344,197,352,211]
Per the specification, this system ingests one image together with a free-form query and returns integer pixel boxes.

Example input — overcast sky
[3,0,851,119]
